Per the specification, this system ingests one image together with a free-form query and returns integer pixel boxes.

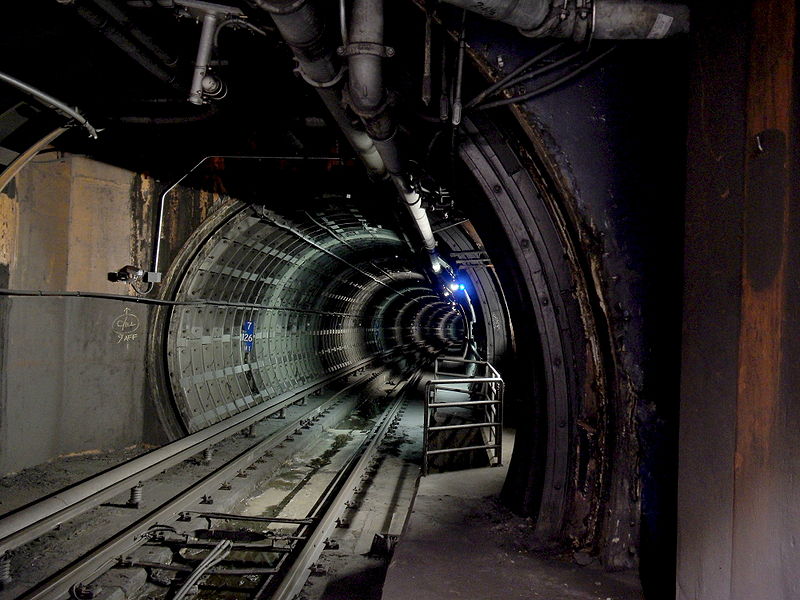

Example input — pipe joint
[343,86,393,124]
[296,64,345,88]
[337,42,395,59]
[253,0,309,16]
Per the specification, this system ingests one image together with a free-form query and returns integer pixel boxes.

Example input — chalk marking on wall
[112,307,140,348]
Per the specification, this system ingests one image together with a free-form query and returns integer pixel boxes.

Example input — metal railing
[423,357,504,475]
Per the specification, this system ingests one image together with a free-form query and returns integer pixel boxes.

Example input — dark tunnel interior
[0,1,798,600]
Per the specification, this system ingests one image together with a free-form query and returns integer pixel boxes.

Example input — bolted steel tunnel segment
[161,201,461,434]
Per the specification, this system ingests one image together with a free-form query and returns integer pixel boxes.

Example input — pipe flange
[337,42,395,58]
[519,0,569,37]
[341,86,395,121]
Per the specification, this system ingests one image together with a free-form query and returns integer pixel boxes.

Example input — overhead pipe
[346,0,441,272]
[256,0,440,273]
[188,10,220,104]
[91,0,178,68]
[439,0,689,40]
[71,2,181,89]
[252,0,385,178]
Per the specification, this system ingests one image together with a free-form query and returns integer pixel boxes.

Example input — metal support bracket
[337,42,395,58]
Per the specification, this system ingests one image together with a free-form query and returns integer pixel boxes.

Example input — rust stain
[734,0,794,476]
[732,0,795,595]
[130,173,156,271]
[0,188,17,267]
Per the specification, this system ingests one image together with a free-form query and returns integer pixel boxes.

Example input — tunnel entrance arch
[456,116,617,552]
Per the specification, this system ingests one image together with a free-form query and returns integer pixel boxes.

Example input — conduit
[440,0,689,39]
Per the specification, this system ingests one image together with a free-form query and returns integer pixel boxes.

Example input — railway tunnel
[0,1,798,599]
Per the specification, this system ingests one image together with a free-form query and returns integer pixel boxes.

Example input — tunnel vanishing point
[0,1,797,599]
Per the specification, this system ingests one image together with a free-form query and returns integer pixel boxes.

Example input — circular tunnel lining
[155,199,461,434]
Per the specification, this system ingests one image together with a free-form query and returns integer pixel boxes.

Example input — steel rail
[266,370,420,600]
[0,350,403,557]
[124,560,279,576]
[14,366,389,600]
[255,366,425,598]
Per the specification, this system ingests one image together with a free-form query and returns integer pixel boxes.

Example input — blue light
[447,281,467,293]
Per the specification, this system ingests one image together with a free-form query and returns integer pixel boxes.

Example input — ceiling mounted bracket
[175,0,243,104]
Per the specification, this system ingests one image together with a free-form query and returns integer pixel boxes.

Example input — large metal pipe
[72,2,180,88]
[347,0,439,267]
[440,0,689,39]
[253,0,339,84]
[258,0,439,271]
[188,11,218,105]
[347,0,391,137]
[253,0,385,178]
[316,88,385,175]
[91,0,178,67]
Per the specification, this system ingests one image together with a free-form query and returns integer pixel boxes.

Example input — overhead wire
[498,49,584,90]
[475,45,616,110]
[464,42,565,109]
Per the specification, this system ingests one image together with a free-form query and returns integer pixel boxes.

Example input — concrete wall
[0,156,154,474]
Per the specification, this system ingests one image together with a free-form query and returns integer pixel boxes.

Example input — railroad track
[2,364,422,600]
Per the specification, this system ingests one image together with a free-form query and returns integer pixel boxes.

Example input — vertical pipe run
[189,12,218,105]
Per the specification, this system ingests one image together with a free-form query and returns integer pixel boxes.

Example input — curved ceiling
[165,201,461,431]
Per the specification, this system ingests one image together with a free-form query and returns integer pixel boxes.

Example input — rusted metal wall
[678,1,799,598]
[454,18,686,577]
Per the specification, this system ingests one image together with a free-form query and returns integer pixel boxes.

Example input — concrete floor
[382,431,644,600]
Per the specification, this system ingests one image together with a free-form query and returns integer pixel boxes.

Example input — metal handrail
[423,356,504,475]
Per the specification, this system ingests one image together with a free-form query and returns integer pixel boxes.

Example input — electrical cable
[339,0,348,46]
[131,280,154,296]
[464,42,564,110]
[0,288,362,317]
[0,71,99,139]
[475,45,616,110]
[451,9,467,126]
[493,49,583,94]
[172,539,232,600]
[214,17,272,47]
